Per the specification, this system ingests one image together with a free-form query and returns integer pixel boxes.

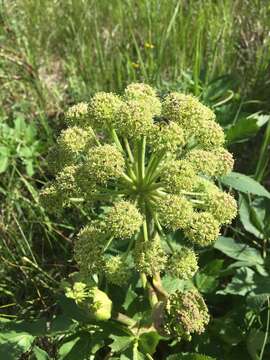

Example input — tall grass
[1,0,270,103]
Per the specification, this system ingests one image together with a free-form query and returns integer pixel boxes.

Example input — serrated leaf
[220,172,270,199]
[109,334,134,353]
[162,275,193,294]
[194,273,218,294]
[214,236,264,265]
[218,267,256,296]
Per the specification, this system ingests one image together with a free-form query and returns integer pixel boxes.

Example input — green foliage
[0,0,270,358]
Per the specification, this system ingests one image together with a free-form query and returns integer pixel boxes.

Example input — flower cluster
[41,83,237,340]
[162,290,210,341]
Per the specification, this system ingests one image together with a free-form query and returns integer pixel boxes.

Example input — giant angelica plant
[40,83,237,354]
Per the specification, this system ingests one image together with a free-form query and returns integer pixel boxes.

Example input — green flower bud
[162,93,215,129]
[87,287,112,321]
[88,92,123,128]
[74,221,106,277]
[124,83,161,116]
[84,144,125,185]
[185,149,219,176]
[39,183,63,213]
[65,283,112,321]
[196,120,225,149]
[162,290,210,340]
[205,189,237,224]
[167,247,198,279]
[161,159,196,193]
[156,194,194,230]
[184,212,220,246]
[149,122,185,153]
[104,255,132,286]
[213,147,234,175]
[116,99,153,138]
[65,102,89,127]
[65,282,88,304]
[106,201,143,239]
[134,234,167,276]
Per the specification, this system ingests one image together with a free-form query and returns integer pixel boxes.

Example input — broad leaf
[220,172,270,199]
[214,237,263,265]
[33,346,50,360]
[0,331,34,360]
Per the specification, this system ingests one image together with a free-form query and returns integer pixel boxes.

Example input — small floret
[84,144,125,184]
[148,122,185,153]
[65,102,89,127]
[161,160,196,193]
[88,92,123,129]
[106,201,143,239]
[124,83,161,116]
[104,255,132,286]
[134,234,167,276]
[116,99,153,138]
[167,247,198,279]
[156,194,194,230]
[184,212,220,246]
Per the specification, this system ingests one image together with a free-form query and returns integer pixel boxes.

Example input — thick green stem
[123,137,134,163]
[113,312,137,328]
[137,137,146,183]
[110,127,124,152]
[144,150,165,184]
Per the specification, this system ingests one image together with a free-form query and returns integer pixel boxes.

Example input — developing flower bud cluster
[41,83,237,340]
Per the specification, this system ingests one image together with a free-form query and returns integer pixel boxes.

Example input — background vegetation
[0,0,270,359]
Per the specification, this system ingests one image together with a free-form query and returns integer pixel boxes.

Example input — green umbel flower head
[104,255,132,286]
[161,290,210,340]
[88,92,123,128]
[106,200,143,239]
[42,83,237,340]
[84,144,125,185]
[167,247,198,280]
[134,234,167,276]
[65,102,89,127]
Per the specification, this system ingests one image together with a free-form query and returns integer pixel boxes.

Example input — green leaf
[33,346,50,360]
[0,331,34,360]
[214,236,264,265]
[109,334,134,353]
[226,117,259,144]
[58,332,92,360]
[239,195,263,239]
[162,275,193,294]
[167,354,216,360]
[139,331,160,355]
[194,273,218,294]
[0,154,9,173]
[247,329,268,360]
[218,267,256,296]
[220,172,270,199]
[49,315,77,335]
